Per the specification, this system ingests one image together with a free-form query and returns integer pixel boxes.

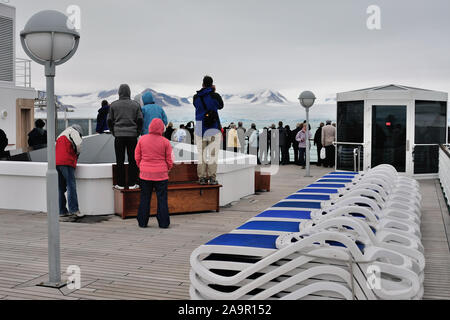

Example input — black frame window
[337,101,364,143]
[415,100,447,144]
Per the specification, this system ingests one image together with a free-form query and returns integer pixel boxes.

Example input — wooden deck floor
[0,166,449,300]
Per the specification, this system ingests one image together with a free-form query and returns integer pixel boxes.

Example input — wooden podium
[113,163,222,219]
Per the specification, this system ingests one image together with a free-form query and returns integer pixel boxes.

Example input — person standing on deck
[28,119,47,150]
[291,123,302,165]
[164,122,175,141]
[227,123,241,154]
[314,122,325,167]
[135,118,174,229]
[96,100,110,134]
[322,120,337,168]
[237,122,247,154]
[56,125,84,222]
[282,125,292,165]
[141,91,168,135]
[108,84,144,190]
[193,76,224,186]
[296,125,312,169]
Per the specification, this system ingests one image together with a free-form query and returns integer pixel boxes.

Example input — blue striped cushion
[317,179,353,183]
[298,189,339,194]
[287,194,331,201]
[273,201,322,209]
[308,184,346,189]
[328,172,358,175]
[206,234,278,249]
[238,221,301,232]
[323,175,355,179]
[256,210,312,220]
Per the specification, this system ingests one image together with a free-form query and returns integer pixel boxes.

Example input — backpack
[199,94,219,129]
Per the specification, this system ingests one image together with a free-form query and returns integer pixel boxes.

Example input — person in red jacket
[135,118,174,229]
[56,125,84,222]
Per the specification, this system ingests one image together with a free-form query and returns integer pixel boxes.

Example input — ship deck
[0,165,449,300]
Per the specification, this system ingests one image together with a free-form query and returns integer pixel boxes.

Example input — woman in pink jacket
[135,118,174,229]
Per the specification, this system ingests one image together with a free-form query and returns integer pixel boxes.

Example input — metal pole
[43,61,63,288]
[305,108,312,177]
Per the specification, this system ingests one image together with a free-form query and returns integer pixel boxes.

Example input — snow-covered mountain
[59,88,189,110]
[57,88,290,113]
[222,90,289,105]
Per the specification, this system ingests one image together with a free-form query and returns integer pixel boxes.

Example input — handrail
[15,58,32,88]
[440,145,450,159]
[439,145,450,208]
[335,142,365,146]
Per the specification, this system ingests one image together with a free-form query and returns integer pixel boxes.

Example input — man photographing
[193,76,224,185]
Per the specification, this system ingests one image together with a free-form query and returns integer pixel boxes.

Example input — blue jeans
[137,180,170,229]
[57,166,79,215]
[299,148,306,166]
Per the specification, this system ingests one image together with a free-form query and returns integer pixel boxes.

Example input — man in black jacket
[291,123,302,165]
[314,122,325,166]
[28,119,47,150]
[107,84,143,190]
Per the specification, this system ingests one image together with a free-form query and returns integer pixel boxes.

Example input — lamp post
[20,10,80,288]
[299,91,316,178]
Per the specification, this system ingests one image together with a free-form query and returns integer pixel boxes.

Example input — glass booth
[336,85,448,176]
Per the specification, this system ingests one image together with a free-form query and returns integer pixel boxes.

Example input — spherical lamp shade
[23,32,76,62]
[20,10,80,65]
[299,91,316,109]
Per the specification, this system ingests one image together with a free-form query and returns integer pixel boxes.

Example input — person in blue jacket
[141,91,168,135]
[193,76,224,185]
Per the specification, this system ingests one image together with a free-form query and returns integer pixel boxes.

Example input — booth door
[371,105,407,172]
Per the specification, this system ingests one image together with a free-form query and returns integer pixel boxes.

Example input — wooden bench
[113,163,222,219]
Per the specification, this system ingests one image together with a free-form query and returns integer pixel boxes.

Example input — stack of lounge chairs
[190,165,424,300]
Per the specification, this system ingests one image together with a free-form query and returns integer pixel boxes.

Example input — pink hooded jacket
[135,118,175,181]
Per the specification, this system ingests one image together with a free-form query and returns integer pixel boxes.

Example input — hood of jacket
[196,87,214,98]
[148,118,165,136]
[98,104,110,113]
[142,91,155,105]
[118,84,131,100]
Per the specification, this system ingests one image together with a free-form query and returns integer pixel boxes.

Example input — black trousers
[316,143,323,165]
[114,137,139,188]
[324,145,336,168]
[281,145,290,164]
[293,145,300,164]
[137,180,170,228]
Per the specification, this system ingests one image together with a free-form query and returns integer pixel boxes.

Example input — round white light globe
[20,10,79,65]
[24,32,76,62]
[299,91,317,109]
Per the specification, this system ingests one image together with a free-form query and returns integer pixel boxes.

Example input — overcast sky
[10,0,450,100]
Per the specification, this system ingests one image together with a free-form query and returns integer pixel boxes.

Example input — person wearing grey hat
[55,125,85,222]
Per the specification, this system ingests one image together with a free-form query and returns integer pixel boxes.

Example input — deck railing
[15,58,32,88]
[439,145,450,208]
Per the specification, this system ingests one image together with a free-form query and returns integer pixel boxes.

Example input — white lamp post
[299,91,316,178]
[20,10,80,288]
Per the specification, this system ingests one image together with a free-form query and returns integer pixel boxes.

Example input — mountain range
[57,88,291,111]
